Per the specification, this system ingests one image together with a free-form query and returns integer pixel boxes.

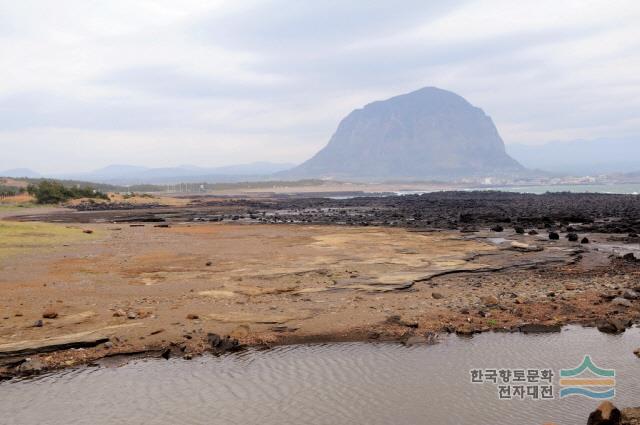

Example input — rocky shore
[1,191,639,382]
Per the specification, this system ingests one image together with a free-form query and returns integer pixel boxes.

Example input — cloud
[0,0,639,173]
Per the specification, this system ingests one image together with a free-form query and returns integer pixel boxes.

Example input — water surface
[2,326,639,425]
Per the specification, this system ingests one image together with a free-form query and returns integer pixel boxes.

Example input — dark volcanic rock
[283,87,524,180]
[567,232,579,242]
[549,232,560,240]
[587,401,621,425]
[517,323,562,334]
[597,318,630,334]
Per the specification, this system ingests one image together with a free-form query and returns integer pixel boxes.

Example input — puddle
[2,326,639,425]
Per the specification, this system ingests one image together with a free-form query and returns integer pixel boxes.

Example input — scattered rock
[33,319,43,327]
[479,295,499,307]
[113,309,126,317]
[517,323,562,334]
[491,225,504,232]
[183,353,193,360]
[206,333,241,353]
[154,224,170,228]
[82,229,93,234]
[42,309,58,319]
[367,331,381,340]
[508,241,543,252]
[431,292,444,299]
[186,313,199,320]
[16,358,45,374]
[612,297,632,308]
[514,225,525,234]
[229,324,250,339]
[622,253,637,262]
[567,232,579,242]
[161,348,171,360]
[623,289,639,300]
[385,315,418,328]
[103,341,113,349]
[581,237,590,244]
[622,407,640,425]
[597,318,630,334]
[634,348,640,358]
[205,261,213,267]
[126,311,137,320]
[587,401,621,425]
[528,229,539,235]
[455,325,475,336]
[403,335,427,346]
[549,232,560,240]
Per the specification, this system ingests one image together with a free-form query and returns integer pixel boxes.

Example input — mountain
[0,168,40,178]
[282,87,523,180]
[507,138,640,175]
[53,162,296,184]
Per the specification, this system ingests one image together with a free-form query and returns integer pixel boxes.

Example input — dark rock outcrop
[588,401,621,425]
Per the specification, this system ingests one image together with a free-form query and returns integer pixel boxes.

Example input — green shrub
[27,180,109,204]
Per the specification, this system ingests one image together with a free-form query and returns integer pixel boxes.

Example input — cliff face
[287,87,523,180]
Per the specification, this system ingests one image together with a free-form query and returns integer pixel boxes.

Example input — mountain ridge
[282,87,524,180]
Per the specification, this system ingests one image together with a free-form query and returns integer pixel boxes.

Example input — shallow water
[2,326,639,425]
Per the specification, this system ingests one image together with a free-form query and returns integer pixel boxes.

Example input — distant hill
[0,168,41,178]
[281,87,524,180]
[507,138,640,175]
[53,162,297,185]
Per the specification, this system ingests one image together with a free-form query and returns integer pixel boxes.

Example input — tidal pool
[2,326,639,425]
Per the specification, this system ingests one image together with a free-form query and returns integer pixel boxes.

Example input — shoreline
[2,320,638,380]
[2,192,639,380]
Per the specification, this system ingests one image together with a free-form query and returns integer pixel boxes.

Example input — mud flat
[1,197,640,377]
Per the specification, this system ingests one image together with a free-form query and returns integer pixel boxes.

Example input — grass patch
[0,221,99,258]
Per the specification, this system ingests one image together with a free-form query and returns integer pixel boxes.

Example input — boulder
[514,225,525,234]
[581,237,590,244]
[491,225,504,232]
[42,309,58,319]
[549,232,560,240]
[587,401,621,425]
[597,318,630,334]
[567,232,579,242]
[612,297,632,308]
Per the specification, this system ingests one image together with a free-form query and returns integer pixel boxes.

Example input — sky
[1,0,639,174]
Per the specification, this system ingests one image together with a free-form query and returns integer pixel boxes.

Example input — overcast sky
[1,0,639,173]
